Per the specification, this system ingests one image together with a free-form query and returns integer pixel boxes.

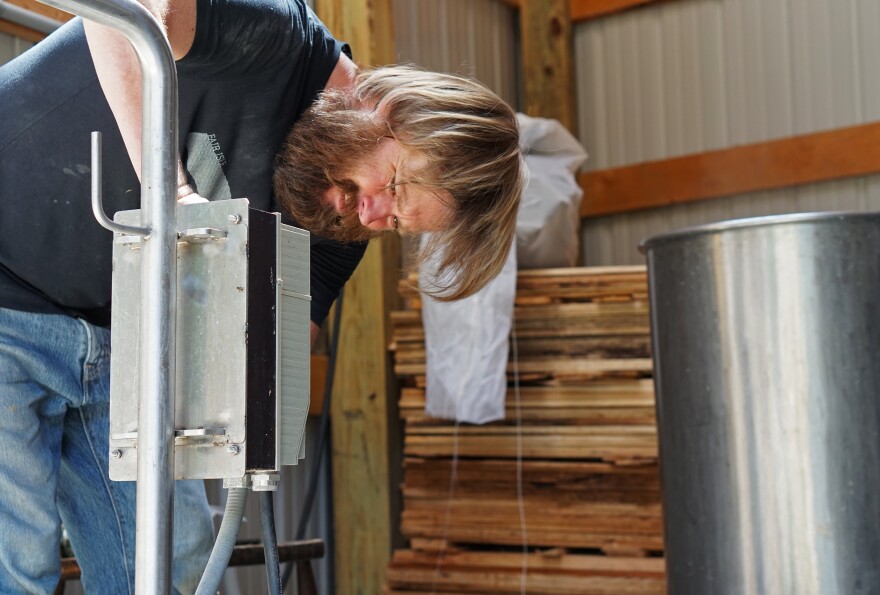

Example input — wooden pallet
[386,266,665,593]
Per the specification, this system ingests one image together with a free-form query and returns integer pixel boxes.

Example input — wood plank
[399,508,665,550]
[0,18,42,42]
[520,0,576,132]
[402,458,661,502]
[387,566,665,595]
[394,357,652,379]
[406,424,657,437]
[400,382,656,409]
[570,0,665,21]
[6,0,72,23]
[515,265,646,278]
[386,550,665,595]
[403,433,658,461]
[308,354,327,416]
[580,121,880,218]
[402,407,656,426]
[392,548,665,575]
[501,0,669,24]
[398,266,648,303]
[319,2,400,594]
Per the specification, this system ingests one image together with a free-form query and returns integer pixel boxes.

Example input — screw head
[228,214,242,224]
[227,444,241,455]
[111,449,123,459]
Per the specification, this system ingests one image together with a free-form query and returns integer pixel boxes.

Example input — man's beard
[274,90,390,243]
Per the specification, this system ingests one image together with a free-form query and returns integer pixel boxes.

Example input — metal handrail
[36,0,179,592]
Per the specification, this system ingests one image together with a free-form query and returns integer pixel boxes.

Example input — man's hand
[177,191,208,205]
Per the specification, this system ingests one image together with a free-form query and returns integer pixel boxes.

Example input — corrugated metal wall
[392,0,520,108]
[391,0,520,266]
[576,0,880,265]
[0,31,34,60]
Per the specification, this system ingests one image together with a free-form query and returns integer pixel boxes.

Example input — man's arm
[83,0,196,190]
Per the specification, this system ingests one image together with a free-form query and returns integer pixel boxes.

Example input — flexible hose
[261,491,282,595]
[281,289,345,591]
[195,487,248,595]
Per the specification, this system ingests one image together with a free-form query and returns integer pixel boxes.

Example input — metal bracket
[178,227,228,243]
[112,427,227,443]
[114,226,228,249]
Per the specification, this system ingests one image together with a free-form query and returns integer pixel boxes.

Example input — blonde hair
[355,65,524,301]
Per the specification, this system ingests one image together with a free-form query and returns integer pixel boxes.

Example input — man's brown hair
[355,65,524,301]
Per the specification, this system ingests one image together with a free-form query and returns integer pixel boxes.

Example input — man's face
[274,93,452,243]
[322,137,452,235]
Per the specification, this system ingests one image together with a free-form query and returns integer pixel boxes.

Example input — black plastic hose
[261,491,282,595]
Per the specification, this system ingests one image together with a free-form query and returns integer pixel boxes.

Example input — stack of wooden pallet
[385,267,666,594]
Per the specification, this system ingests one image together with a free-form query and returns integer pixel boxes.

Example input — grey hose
[195,487,248,595]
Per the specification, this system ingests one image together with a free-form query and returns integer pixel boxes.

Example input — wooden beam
[0,19,43,42]
[315,1,401,594]
[329,240,402,592]
[7,0,72,24]
[502,0,668,23]
[580,121,880,218]
[520,0,576,132]
[317,0,394,66]
[1,0,72,43]
[570,0,665,21]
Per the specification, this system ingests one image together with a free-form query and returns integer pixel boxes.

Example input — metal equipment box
[108,199,310,485]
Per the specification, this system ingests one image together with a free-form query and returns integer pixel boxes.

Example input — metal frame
[36,0,179,591]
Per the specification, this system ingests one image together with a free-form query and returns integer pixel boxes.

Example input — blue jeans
[0,308,214,594]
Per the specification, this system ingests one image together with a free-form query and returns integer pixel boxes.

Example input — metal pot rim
[638,210,880,253]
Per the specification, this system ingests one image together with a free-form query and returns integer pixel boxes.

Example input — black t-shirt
[0,0,366,327]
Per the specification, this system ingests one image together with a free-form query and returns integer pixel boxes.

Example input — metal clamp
[111,427,227,442]
[115,227,228,248]
[174,427,226,438]
[177,227,228,243]
[250,473,280,492]
[91,131,151,238]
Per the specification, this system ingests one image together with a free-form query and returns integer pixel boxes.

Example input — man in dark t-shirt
[0,0,523,591]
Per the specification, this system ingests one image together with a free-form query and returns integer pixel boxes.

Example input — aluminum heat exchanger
[107,199,310,490]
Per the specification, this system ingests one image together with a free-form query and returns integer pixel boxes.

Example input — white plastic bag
[420,237,516,424]
[516,113,589,268]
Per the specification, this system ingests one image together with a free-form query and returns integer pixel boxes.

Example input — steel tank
[640,212,880,595]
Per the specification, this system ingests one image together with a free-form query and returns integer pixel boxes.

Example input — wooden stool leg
[296,560,318,595]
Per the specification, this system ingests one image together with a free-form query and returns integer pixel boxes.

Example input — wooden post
[313,1,402,593]
[520,0,576,132]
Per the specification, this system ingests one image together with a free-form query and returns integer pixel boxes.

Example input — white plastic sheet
[420,238,516,424]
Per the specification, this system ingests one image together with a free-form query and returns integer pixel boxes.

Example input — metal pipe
[0,0,63,34]
[37,0,178,591]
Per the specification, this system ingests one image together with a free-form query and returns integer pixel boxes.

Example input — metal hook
[91,131,151,237]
